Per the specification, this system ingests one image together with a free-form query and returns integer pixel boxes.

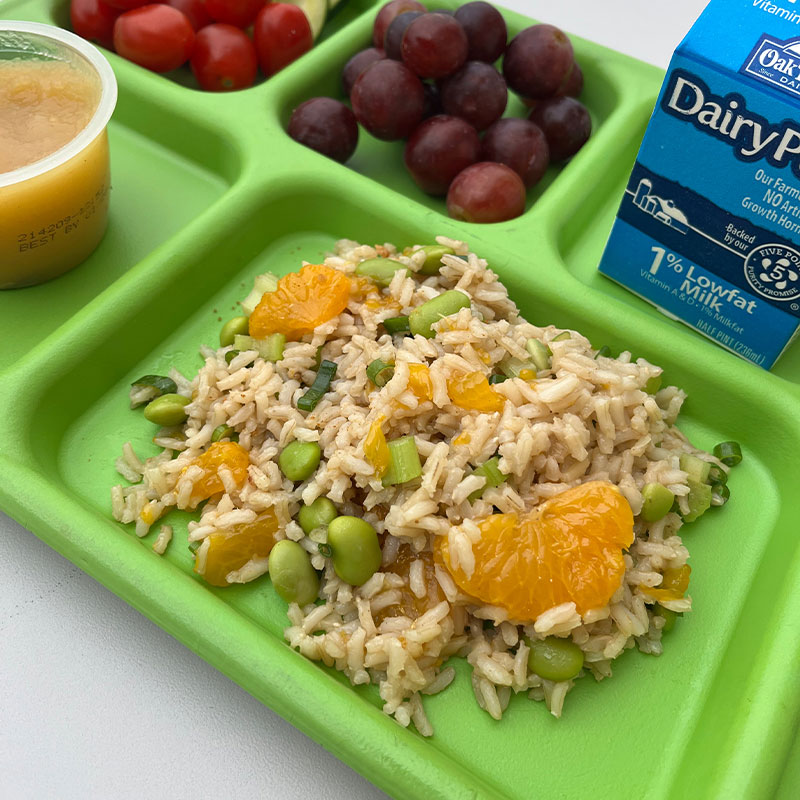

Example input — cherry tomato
[253,3,312,77]
[113,5,195,73]
[70,0,120,49]
[191,23,257,91]
[102,0,149,9]
[206,0,265,28]
[166,0,213,31]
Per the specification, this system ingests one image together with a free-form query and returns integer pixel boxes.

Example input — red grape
[421,80,442,119]
[351,59,425,140]
[342,47,386,96]
[373,0,427,49]
[446,162,526,223]
[404,115,481,195]
[289,97,359,163]
[401,13,468,79]
[503,24,573,99]
[481,118,549,187]
[439,61,507,131]
[384,10,423,59]
[454,1,507,63]
[560,61,583,97]
[528,96,591,161]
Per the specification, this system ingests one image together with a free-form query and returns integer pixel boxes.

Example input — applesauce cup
[0,21,117,288]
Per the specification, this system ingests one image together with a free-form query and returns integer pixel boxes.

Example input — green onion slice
[318,543,333,558]
[468,456,508,501]
[711,483,730,506]
[130,375,177,405]
[383,436,422,486]
[497,356,536,379]
[525,339,552,372]
[488,374,508,384]
[595,345,612,359]
[298,360,338,412]
[707,464,727,485]
[211,425,236,443]
[551,332,571,342]
[713,441,742,467]
[367,358,395,387]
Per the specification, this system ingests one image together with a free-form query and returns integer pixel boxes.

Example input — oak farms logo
[741,34,800,100]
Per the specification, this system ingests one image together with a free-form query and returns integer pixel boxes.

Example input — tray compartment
[3,1,800,797]
[275,0,657,224]
[0,115,230,374]
[39,0,380,91]
[1,178,799,799]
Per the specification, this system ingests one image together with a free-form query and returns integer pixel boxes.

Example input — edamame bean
[298,497,339,535]
[408,290,470,338]
[644,375,662,394]
[220,316,249,347]
[279,441,321,482]
[525,636,584,681]
[355,258,409,287]
[640,483,675,522]
[417,244,455,275]
[268,540,319,605]
[143,393,190,426]
[327,516,382,586]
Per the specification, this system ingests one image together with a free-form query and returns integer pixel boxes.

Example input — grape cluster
[287,1,592,223]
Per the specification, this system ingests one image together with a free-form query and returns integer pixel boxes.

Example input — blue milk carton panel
[598,0,800,368]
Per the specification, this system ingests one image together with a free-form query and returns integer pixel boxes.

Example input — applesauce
[0,22,117,288]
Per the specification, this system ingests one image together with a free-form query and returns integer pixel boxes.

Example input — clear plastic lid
[0,21,118,189]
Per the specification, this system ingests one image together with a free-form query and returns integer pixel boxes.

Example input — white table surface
[1,2,710,799]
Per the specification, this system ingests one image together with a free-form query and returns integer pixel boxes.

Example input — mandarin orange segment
[447,371,504,413]
[641,564,691,602]
[407,363,433,402]
[376,548,444,623]
[364,416,390,478]
[187,441,250,507]
[195,508,279,587]
[436,481,634,621]
[249,264,351,340]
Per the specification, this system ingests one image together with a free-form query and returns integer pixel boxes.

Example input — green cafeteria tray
[2,1,800,798]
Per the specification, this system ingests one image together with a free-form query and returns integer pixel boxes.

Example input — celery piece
[679,453,712,484]
[241,272,279,315]
[468,456,508,502]
[683,478,712,522]
[382,436,422,486]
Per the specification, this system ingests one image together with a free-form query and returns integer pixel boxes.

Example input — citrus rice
[111,236,727,733]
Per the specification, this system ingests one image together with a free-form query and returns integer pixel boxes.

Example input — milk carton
[598,0,800,368]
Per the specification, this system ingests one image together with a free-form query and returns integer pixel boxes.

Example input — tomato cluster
[70,0,313,91]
